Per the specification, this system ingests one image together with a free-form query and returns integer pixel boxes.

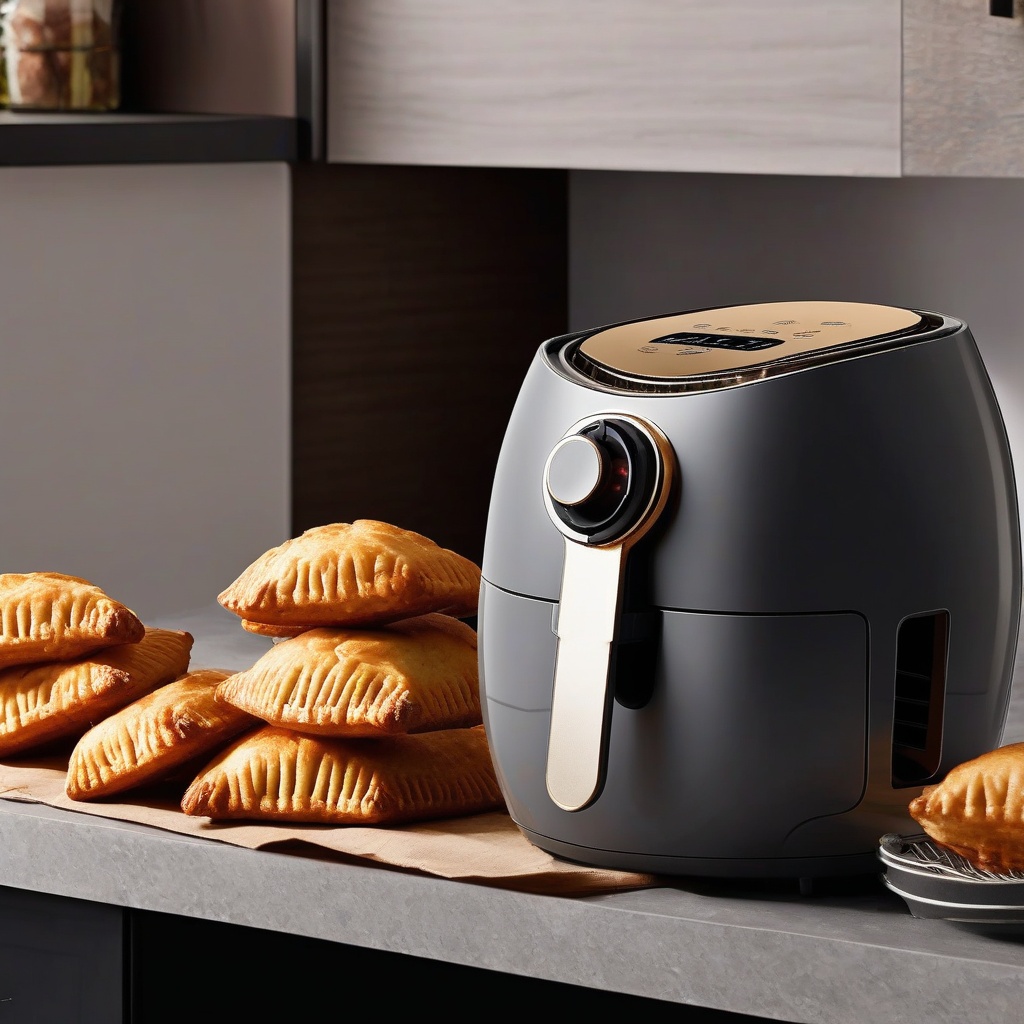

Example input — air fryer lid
[573,300,925,388]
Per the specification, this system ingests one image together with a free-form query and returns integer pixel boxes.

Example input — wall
[0,163,290,620]
[290,164,567,569]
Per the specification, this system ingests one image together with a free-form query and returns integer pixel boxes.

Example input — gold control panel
[577,301,925,381]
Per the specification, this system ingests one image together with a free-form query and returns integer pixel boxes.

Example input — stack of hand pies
[0,573,198,764]
[179,520,505,827]
[3,522,504,831]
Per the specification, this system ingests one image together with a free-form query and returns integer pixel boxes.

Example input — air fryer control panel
[571,301,927,391]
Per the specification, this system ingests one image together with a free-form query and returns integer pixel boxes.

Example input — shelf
[0,111,298,166]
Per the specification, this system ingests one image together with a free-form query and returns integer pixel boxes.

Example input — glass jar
[0,0,121,111]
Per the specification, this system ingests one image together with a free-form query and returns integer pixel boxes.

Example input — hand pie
[217,520,481,630]
[66,668,255,800]
[909,742,1024,872]
[0,572,144,668]
[215,614,480,737]
[181,724,504,825]
[0,627,193,757]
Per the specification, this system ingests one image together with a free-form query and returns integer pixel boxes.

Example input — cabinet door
[904,0,1024,176]
[326,0,901,176]
[0,886,124,1023]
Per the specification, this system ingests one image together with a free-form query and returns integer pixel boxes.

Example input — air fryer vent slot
[892,612,949,788]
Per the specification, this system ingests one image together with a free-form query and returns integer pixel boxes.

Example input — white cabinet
[325,1,1024,179]
[326,0,902,177]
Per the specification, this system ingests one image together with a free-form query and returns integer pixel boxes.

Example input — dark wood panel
[291,163,568,567]
[120,0,297,118]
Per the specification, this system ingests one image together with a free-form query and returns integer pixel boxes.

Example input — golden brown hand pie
[181,724,504,825]
[217,520,481,629]
[0,627,193,757]
[215,614,480,737]
[66,668,256,800]
[909,742,1024,872]
[0,572,144,669]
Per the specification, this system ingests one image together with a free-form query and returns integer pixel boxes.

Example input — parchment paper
[0,752,659,897]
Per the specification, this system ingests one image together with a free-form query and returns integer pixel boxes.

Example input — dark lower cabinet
[0,886,780,1024]
[0,886,125,1023]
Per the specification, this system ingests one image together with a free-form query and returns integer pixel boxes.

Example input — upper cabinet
[325,1,1024,178]
[325,0,902,176]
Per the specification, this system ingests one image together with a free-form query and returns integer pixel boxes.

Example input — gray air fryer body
[478,300,1022,877]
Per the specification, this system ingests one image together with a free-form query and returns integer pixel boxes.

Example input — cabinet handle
[991,0,1014,17]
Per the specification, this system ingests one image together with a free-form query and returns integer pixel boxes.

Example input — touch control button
[545,435,606,507]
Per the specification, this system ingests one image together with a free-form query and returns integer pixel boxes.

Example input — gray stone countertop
[1,605,1023,1024]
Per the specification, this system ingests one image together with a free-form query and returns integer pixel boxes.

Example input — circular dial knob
[545,435,607,506]
[543,418,660,545]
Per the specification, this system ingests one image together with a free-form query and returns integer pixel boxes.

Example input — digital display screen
[649,332,783,352]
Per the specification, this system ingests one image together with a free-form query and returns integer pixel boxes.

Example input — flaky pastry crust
[909,742,1024,873]
[0,627,192,757]
[0,572,144,668]
[215,614,480,737]
[67,668,255,800]
[181,724,503,825]
[218,521,480,629]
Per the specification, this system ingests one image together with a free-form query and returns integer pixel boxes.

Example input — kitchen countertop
[1,604,1023,1024]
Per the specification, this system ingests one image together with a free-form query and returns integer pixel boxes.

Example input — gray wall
[0,163,290,621]
[569,170,1024,739]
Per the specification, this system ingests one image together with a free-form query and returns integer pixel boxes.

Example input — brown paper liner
[0,753,659,897]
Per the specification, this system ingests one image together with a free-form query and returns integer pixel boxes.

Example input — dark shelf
[0,110,298,166]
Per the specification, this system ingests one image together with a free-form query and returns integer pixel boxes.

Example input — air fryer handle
[542,413,676,814]
[546,540,628,811]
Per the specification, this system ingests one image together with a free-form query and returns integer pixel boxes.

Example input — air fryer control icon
[542,414,676,812]
[544,417,664,546]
